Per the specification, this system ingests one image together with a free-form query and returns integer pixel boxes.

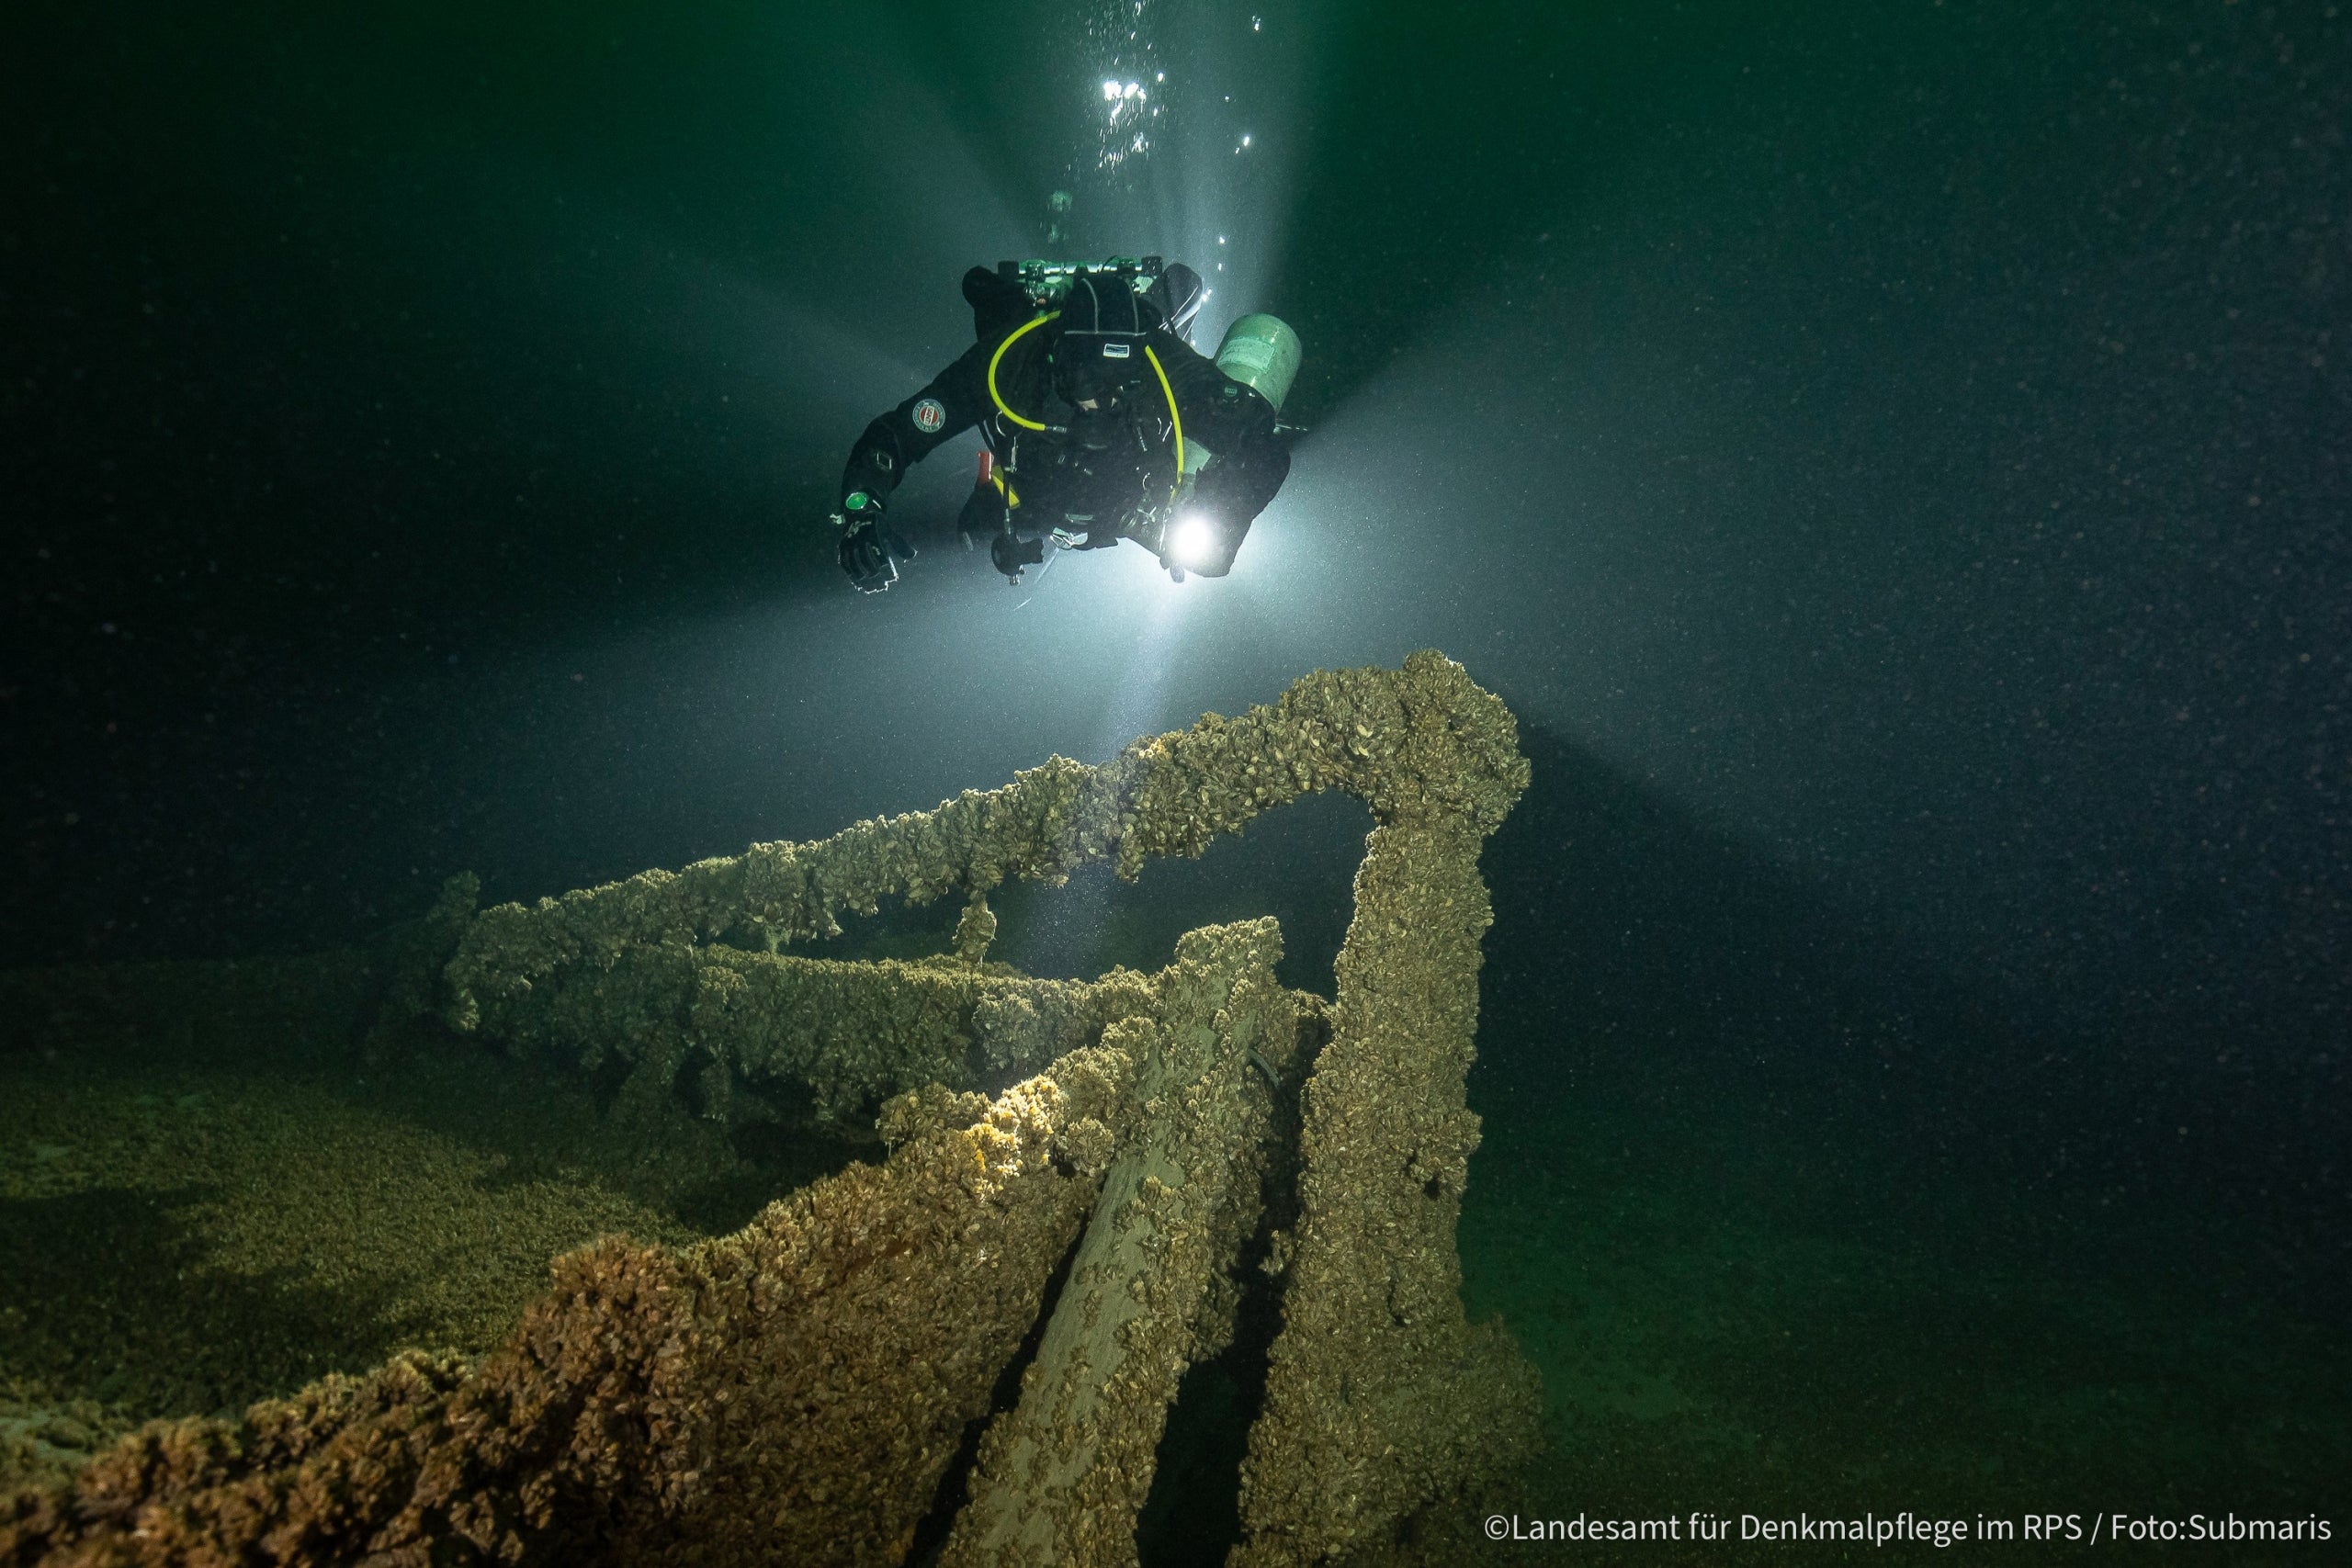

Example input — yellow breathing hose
[1144,345,1184,500]
[989,309,1186,504]
[987,312,1056,432]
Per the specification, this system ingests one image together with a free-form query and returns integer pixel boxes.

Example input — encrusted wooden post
[1196,652,1541,1568]
[943,920,1298,1568]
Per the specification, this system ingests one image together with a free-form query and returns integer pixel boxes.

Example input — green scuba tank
[1167,313,1304,491]
[1212,313,1302,413]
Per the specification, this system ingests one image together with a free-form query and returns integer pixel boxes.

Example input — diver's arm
[837,344,991,508]
[1159,337,1291,571]
[831,347,990,592]
[1184,386,1289,522]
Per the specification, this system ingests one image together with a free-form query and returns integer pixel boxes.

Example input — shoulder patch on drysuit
[911,398,947,434]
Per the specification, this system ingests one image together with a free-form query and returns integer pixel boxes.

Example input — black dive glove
[835,494,915,593]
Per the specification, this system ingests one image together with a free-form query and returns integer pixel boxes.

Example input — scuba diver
[831,256,1300,592]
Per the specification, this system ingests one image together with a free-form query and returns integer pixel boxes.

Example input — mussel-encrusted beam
[443,652,1528,1035]
[450,937,1125,1125]
[1230,812,1542,1567]
[0,971,1168,1567]
[941,919,1300,1568]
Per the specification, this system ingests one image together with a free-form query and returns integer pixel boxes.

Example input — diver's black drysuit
[836,266,1289,580]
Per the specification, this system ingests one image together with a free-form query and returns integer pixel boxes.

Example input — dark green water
[6,0,2344,1556]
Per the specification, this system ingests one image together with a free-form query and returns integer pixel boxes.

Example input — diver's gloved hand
[835,493,914,593]
[989,531,1046,581]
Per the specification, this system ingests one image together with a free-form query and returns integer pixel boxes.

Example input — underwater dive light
[1169,510,1220,571]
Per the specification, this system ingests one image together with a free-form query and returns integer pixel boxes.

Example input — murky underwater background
[4,0,2345,1558]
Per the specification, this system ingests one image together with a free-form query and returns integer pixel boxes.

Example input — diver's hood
[1054,271,1162,405]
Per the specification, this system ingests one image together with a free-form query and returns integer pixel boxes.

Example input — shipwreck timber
[1,651,1541,1568]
